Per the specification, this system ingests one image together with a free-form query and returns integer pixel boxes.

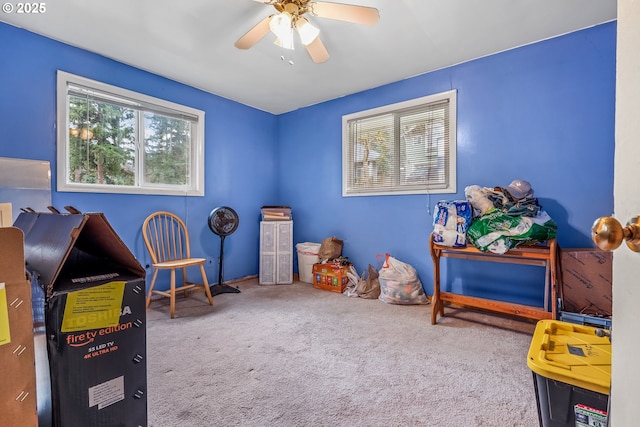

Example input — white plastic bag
[432,200,473,248]
[377,254,428,305]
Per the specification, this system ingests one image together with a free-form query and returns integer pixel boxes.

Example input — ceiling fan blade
[311,2,379,26]
[235,15,272,49]
[305,36,330,63]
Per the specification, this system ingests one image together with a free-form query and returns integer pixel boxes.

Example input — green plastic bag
[467,210,557,254]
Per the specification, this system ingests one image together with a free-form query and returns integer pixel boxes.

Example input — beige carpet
[146,278,539,426]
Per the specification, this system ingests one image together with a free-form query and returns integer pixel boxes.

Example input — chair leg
[146,269,159,309]
[200,264,214,305]
[170,269,176,319]
[181,267,189,297]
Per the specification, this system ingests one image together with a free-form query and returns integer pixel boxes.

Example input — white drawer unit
[259,220,293,284]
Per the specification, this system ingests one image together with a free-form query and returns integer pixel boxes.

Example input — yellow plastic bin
[527,320,611,427]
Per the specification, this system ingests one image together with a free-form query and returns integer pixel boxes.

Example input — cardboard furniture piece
[0,227,38,427]
[15,210,147,427]
[560,248,612,317]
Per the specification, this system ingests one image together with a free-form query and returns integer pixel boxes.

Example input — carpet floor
[146,278,539,426]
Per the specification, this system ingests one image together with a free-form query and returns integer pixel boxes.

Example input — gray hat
[506,179,533,199]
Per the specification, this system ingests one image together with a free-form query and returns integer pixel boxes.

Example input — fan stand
[210,234,241,296]
[208,206,241,296]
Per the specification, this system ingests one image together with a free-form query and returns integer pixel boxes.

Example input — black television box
[15,210,147,427]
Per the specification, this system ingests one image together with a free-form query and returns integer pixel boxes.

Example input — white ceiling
[1,0,616,114]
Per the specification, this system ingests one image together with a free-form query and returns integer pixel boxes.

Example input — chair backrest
[142,211,192,263]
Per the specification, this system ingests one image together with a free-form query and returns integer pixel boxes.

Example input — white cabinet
[259,220,293,284]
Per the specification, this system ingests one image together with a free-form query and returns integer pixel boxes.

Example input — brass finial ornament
[591,216,640,252]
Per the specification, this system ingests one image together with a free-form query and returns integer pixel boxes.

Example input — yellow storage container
[527,320,611,427]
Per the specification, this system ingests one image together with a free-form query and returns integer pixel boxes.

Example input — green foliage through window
[58,71,205,196]
[144,113,190,186]
[68,96,135,185]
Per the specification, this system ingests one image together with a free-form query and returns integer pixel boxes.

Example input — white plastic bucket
[296,242,321,283]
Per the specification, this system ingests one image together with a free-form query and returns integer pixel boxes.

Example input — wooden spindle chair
[142,211,214,318]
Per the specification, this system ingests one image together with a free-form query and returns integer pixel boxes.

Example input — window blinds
[345,98,450,195]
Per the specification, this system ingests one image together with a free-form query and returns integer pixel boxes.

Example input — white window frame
[56,71,205,196]
[342,90,457,197]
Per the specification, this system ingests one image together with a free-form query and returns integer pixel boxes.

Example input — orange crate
[312,262,350,293]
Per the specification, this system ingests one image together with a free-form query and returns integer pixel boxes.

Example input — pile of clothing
[433,179,557,254]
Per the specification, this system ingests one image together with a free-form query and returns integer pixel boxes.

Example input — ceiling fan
[235,0,379,63]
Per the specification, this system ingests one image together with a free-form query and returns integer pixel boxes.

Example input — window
[342,90,456,197]
[57,71,205,196]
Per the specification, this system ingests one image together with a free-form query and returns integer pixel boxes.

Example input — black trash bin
[527,320,610,427]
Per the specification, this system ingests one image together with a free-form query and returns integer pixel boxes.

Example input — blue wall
[1,21,616,306]
[0,22,279,285]
[279,23,616,306]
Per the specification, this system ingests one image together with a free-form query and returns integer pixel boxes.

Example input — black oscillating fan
[208,206,241,296]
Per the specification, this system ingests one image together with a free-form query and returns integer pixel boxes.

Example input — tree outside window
[58,71,204,196]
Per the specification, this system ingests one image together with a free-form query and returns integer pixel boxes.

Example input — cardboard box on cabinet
[0,227,38,427]
[14,210,147,427]
[560,248,612,317]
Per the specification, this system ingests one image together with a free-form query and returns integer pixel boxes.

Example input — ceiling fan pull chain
[281,50,295,66]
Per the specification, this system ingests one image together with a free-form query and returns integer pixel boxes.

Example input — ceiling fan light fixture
[236,1,380,63]
[274,34,295,50]
[269,12,293,40]
[295,17,319,45]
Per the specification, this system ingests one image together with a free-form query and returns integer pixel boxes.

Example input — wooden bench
[429,233,558,324]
